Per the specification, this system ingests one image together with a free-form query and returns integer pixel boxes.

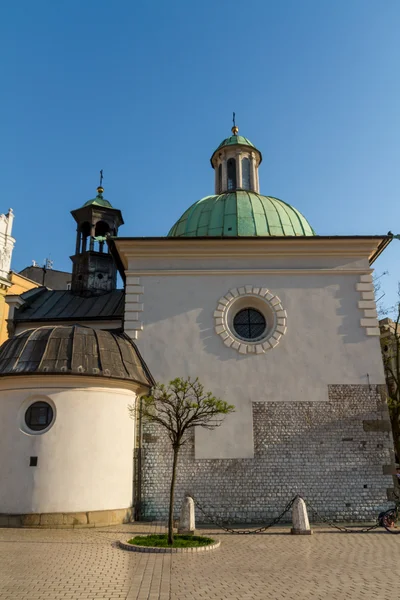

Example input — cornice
[0,277,12,292]
[113,236,390,267]
[0,374,146,394]
[125,268,372,277]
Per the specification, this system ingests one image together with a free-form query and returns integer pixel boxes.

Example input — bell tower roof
[82,186,113,209]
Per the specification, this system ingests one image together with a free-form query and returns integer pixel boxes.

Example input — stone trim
[125,276,144,340]
[356,274,379,336]
[118,538,220,554]
[126,268,372,277]
[0,507,133,528]
[214,287,287,355]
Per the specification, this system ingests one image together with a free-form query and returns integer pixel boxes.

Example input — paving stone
[0,521,398,599]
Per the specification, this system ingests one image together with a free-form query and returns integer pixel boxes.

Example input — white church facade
[0,126,396,526]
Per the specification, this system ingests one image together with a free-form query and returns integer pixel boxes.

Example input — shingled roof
[13,288,124,323]
[0,325,153,387]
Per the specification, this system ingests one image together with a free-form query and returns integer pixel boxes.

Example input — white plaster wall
[126,265,385,460]
[0,378,136,514]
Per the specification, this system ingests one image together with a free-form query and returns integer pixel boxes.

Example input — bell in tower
[70,176,123,296]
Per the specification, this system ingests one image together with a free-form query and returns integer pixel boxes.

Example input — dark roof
[0,325,153,387]
[14,288,124,323]
[19,266,71,290]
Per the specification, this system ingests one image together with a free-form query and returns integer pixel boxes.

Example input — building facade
[0,127,397,526]
[0,209,42,345]
[0,209,16,343]
[111,127,396,522]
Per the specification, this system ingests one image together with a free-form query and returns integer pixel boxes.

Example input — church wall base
[0,507,133,528]
[140,385,395,523]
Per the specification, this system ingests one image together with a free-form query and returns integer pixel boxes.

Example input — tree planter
[118,534,220,554]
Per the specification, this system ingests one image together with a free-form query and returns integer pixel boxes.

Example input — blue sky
[1,1,399,306]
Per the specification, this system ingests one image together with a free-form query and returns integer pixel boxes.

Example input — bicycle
[378,490,400,534]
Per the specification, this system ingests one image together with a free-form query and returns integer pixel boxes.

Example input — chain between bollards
[188,494,380,534]
[189,495,297,534]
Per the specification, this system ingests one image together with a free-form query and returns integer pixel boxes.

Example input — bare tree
[374,271,389,317]
[130,377,234,545]
[381,289,400,462]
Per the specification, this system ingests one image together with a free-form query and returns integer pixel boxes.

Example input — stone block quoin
[125,276,144,339]
[356,274,380,336]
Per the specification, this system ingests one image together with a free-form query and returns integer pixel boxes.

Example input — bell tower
[70,180,123,296]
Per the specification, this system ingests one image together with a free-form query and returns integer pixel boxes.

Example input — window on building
[25,402,54,432]
[233,308,266,340]
[242,158,251,190]
[227,158,236,191]
[218,164,222,193]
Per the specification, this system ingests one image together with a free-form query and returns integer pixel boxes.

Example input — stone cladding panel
[140,385,394,523]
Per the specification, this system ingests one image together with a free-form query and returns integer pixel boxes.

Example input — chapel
[0,124,396,526]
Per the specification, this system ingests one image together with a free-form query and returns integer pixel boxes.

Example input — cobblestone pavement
[0,522,399,600]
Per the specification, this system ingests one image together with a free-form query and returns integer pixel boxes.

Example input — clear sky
[1,1,399,306]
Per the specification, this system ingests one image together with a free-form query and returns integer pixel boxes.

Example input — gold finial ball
[231,125,239,135]
[97,186,104,195]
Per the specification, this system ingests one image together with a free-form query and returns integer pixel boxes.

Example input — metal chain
[190,494,380,534]
[190,495,297,534]
[295,496,379,534]
[299,496,379,533]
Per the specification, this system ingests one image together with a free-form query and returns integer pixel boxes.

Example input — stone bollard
[291,497,312,535]
[178,495,195,534]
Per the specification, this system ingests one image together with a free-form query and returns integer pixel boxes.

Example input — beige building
[0,272,40,344]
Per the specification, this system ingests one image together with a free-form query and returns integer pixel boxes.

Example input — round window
[25,401,54,432]
[233,308,266,341]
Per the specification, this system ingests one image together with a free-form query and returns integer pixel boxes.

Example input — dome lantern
[169,123,315,238]
[210,120,262,195]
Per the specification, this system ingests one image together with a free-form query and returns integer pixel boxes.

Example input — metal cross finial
[99,169,103,187]
[231,112,239,135]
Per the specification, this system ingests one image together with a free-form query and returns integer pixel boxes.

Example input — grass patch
[127,534,215,548]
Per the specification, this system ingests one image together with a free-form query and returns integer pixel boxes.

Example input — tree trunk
[391,410,400,464]
[168,445,179,545]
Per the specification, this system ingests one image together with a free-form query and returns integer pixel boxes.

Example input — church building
[0,125,396,526]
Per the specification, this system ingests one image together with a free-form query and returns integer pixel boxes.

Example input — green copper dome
[167,192,315,237]
[83,187,113,208]
[211,135,262,164]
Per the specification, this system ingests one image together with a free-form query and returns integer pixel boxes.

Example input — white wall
[125,251,384,460]
[0,377,136,514]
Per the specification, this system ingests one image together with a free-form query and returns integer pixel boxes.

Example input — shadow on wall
[192,277,367,362]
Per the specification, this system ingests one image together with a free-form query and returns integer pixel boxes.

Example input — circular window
[214,287,288,355]
[25,402,54,432]
[233,308,266,341]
